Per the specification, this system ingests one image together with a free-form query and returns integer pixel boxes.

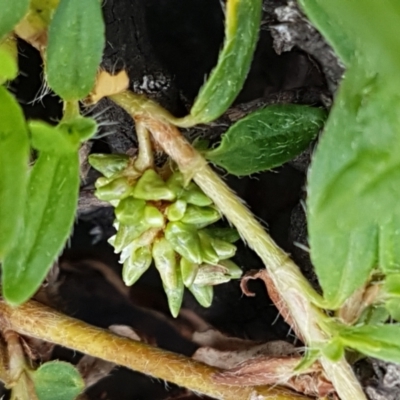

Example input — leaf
[0,87,29,259]
[31,361,84,400]
[182,0,262,125]
[298,0,400,76]
[307,64,400,308]
[205,105,326,176]
[2,124,80,305]
[338,324,400,364]
[0,0,29,39]
[297,0,356,65]
[0,37,18,83]
[46,0,105,100]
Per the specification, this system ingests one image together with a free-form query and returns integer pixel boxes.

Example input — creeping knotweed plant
[89,154,242,316]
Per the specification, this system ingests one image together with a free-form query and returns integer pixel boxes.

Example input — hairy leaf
[184,0,262,124]
[0,0,29,39]
[338,324,400,364]
[32,361,84,400]
[2,123,81,305]
[46,0,105,100]
[299,0,400,76]
[0,87,29,258]
[205,105,326,176]
[307,64,400,308]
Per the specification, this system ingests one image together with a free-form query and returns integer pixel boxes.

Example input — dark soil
[5,1,395,399]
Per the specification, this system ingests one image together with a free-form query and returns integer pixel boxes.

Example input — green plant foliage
[205,105,326,176]
[31,361,84,400]
[185,0,262,124]
[46,0,105,100]
[338,324,400,364]
[307,63,400,308]
[0,0,29,39]
[298,0,355,65]
[90,160,242,316]
[299,0,400,77]
[0,87,29,259]
[2,121,86,305]
[321,338,344,362]
[0,37,18,83]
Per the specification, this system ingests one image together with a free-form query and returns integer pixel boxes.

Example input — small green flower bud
[95,176,112,188]
[219,259,242,279]
[113,221,149,253]
[202,227,240,243]
[189,284,213,308]
[180,257,199,287]
[122,246,152,286]
[144,205,164,228]
[198,231,219,264]
[181,205,220,228]
[152,238,184,317]
[165,222,203,264]
[180,183,213,207]
[166,171,185,196]
[115,197,146,225]
[193,264,231,286]
[132,169,175,201]
[89,153,130,178]
[95,177,133,201]
[210,238,236,260]
[166,200,187,221]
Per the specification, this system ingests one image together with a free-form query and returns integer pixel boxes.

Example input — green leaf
[307,63,400,308]
[31,361,84,400]
[2,124,80,305]
[0,37,18,83]
[46,0,105,100]
[205,105,326,176]
[0,0,29,39]
[338,324,400,363]
[29,120,76,153]
[298,0,355,65]
[384,274,400,297]
[0,87,29,259]
[321,338,344,362]
[183,0,262,125]
[386,299,400,322]
[201,227,240,243]
[59,116,98,142]
[299,0,400,76]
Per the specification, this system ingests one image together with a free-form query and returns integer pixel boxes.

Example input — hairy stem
[0,301,303,400]
[138,116,366,400]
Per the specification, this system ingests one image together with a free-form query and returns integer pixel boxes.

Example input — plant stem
[0,300,304,400]
[139,116,367,400]
[133,119,154,171]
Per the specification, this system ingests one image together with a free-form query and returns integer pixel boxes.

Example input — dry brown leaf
[192,328,265,351]
[108,325,142,341]
[88,70,129,104]
[213,356,335,398]
[241,270,302,341]
[20,336,55,362]
[77,354,116,389]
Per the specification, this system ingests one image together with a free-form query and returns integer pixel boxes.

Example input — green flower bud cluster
[89,154,242,317]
